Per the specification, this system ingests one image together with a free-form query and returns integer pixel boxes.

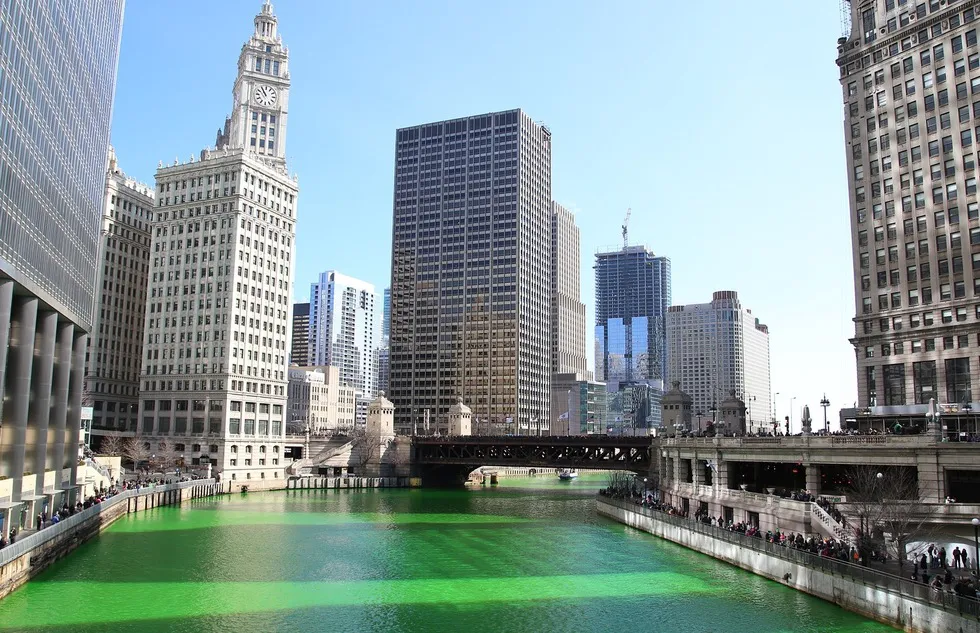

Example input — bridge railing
[599,495,980,619]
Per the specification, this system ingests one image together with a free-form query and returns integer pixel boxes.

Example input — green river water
[0,474,895,632]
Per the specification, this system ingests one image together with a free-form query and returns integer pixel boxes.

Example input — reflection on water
[0,473,895,632]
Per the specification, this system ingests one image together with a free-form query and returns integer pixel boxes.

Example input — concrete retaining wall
[0,480,221,600]
[597,498,980,633]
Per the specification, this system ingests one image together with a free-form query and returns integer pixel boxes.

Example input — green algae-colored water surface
[0,473,895,632]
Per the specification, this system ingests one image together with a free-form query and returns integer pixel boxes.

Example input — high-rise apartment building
[666,291,771,432]
[390,109,552,435]
[594,246,671,396]
[552,203,588,376]
[0,0,124,519]
[85,148,154,447]
[309,271,382,403]
[140,2,298,481]
[377,287,391,395]
[840,1,980,408]
[290,301,310,366]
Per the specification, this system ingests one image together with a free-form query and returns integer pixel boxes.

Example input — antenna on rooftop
[621,208,631,249]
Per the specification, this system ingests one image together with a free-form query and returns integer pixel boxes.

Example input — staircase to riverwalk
[810,501,851,544]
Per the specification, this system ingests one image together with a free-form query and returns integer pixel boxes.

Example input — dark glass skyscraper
[594,246,671,427]
[0,0,125,526]
[389,109,552,434]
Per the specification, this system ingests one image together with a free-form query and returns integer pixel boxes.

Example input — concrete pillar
[1,297,38,502]
[30,311,58,495]
[691,458,702,486]
[671,457,680,483]
[715,458,729,490]
[65,330,86,505]
[0,279,15,421]
[916,451,943,503]
[805,463,821,495]
[50,321,74,491]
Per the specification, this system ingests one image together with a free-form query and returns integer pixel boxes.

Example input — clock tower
[220,1,290,170]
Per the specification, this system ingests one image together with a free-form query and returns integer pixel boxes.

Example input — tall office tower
[0,0,124,521]
[141,2,298,482]
[840,1,980,407]
[309,271,382,400]
[290,302,310,366]
[594,246,671,389]
[666,291,771,433]
[377,287,391,395]
[552,203,588,376]
[390,109,552,435]
[85,148,154,448]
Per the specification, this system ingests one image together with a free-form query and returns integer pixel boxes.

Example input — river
[0,474,894,632]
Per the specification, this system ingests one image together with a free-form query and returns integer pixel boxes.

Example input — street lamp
[972,518,980,574]
[790,396,797,434]
[819,394,830,434]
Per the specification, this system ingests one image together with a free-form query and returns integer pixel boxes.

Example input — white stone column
[65,330,87,504]
[50,321,74,491]
[2,297,38,502]
[29,311,58,495]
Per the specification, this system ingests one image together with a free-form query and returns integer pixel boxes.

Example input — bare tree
[122,437,150,473]
[845,465,938,570]
[349,427,381,473]
[99,434,123,457]
[155,439,183,472]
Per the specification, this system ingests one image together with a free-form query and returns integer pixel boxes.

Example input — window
[946,357,973,403]
[883,364,906,405]
[913,361,937,404]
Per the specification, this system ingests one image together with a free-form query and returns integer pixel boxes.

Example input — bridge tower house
[448,397,473,436]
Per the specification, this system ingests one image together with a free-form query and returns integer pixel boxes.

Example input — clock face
[253,84,278,107]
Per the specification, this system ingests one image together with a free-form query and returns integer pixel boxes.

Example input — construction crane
[621,207,631,249]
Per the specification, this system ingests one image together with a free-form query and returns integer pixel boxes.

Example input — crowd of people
[599,484,980,601]
[0,474,198,552]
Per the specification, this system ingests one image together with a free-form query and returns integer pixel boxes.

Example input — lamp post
[774,392,780,431]
[696,411,703,435]
[973,518,980,574]
[820,394,830,434]
[790,396,797,434]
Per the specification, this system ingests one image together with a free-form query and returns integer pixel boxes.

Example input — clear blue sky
[111,0,855,430]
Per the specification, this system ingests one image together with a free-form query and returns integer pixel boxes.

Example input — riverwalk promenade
[597,494,980,633]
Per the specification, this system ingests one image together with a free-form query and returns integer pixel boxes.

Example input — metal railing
[0,479,214,568]
[598,495,980,619]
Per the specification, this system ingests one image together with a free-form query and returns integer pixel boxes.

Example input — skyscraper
[85,148,154,448]
[594,246,671,391]
[389,109,552,435]
[0,0,124,519]
[377,287,391,395]
[666,291,771,433]
[309,271,382,402]
[140,2,297,482]
[552,202,588,377]
[290,302,310,366]
[840,1,980,408]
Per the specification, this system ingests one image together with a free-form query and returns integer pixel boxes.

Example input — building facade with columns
[85,148,154,447]
[139,2,298,482]
[0,0,125,529]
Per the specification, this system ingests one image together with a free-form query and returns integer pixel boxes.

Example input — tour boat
[558,469,578,480]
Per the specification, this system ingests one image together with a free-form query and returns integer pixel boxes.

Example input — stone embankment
[597,496,980,633]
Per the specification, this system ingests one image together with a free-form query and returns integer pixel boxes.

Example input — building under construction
[594,244,671,429]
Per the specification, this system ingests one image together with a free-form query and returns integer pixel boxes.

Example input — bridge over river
[412,435,653,485]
